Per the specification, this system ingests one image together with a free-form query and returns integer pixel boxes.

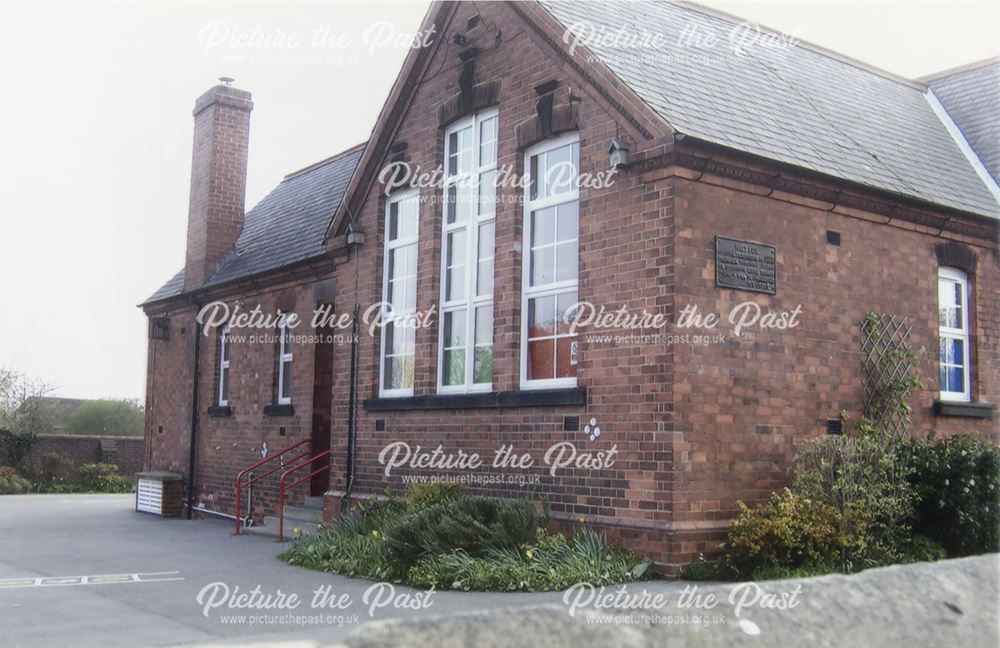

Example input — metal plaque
[715,236,777,295]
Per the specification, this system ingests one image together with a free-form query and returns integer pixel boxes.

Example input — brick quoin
[141,2,999,572]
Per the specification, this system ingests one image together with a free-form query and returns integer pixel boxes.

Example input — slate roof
[926,60,1000,182]
[540,0,1000,219]
[143,144,364,304]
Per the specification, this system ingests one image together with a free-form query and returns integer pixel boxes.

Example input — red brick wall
[665,169,1000,565]
[28,434,144,477]
[319,0,677,564]
[145,286,324,520]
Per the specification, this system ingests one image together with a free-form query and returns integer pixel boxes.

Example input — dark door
[310,334,334,496]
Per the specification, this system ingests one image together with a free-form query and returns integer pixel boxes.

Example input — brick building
[141,1,999,569]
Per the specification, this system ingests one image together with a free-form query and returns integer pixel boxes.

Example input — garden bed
[279,484,654,592]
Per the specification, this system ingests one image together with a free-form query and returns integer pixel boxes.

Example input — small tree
[0,367,53,470]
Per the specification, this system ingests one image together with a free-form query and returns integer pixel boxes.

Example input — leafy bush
[405,482,464,510]
[386,495,540,567]
[77,463,134,493]
[33,457,134,494]
[721,489,851,578]
[36,452,76,484]
[903,435,1000,556]
[407,528,653,591]
[0,466,32,494]
[792,433,914,566]
[280,488,654,591]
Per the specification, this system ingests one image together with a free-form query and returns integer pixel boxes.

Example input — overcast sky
[0,0,997,401]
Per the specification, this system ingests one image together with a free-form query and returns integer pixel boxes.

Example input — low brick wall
[27,434,145,477]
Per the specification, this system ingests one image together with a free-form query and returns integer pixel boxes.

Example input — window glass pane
[443,309,467,387]
[474,345,493,384]
[479,170,497,216]
[448,131,460,176]
[532,207,556,247]
[443,350,465,386]
[477,222,494,296]
[941,337,963,367]
[556,290,578,335]
[281,359,292,399]
[531,247,554,287]
[528,338,555,381]
[448,182,474,224]
[474,305,493,384]
[395,197,417,240]
[475,305,492,346]
[528,295,556,338]
[555,240,578,283]
[444,309,467,348]
[221,367,229,402]
[529,154,539,201]
[555,337,577,379]
[446,231,467,301]
[479,116,497,165]
[388,201,399,241]
[222,334,230,362]
[557,201,578,242]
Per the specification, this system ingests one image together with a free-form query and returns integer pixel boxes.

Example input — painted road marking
[0,571,183,589]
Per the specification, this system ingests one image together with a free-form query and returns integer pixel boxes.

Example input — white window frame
[379,188,420,397]
[277,316,293,405]
[938,267,971,402]
[438,108,499,393]
[520,131,580,391]
[218,325,231,406]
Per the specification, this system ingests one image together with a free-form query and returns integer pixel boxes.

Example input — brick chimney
[183,82,253,290]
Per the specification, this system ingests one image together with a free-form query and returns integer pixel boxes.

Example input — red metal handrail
[277,450,331,542]
[234,438,310,535]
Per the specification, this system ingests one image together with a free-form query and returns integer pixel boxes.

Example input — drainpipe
[186,314,202,520]
[340,304,360,513]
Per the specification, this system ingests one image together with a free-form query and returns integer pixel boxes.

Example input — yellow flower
[372,530,381,539]
[526,549,534,559]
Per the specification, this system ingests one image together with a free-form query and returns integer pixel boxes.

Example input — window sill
[363,387,587,412]
[207,405,232,418]
[933,400,994,419]
[263,404,295,417]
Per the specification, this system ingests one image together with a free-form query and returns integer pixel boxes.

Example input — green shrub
[280,489,654,591]
[904,435,1000,556]
[280,499,407,580]
[36,452,76,485]
[679,557,724,581]
[77,463,134,493]
[386,495,540,568]
[721,489,850,578]
[405,482,464,511]
[0,466,32,494]
[792,433,915,566]
[407,528,653,591]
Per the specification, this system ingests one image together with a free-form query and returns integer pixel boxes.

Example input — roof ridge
[919,56,1000,83]
[282,141,367,181]
[672,0,927,90]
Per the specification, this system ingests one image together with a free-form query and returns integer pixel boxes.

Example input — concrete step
[278,504,324,523]
[303,496,324,510]
[245,516,324,540]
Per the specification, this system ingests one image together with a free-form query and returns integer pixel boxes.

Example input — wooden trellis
[860,313,915,439]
